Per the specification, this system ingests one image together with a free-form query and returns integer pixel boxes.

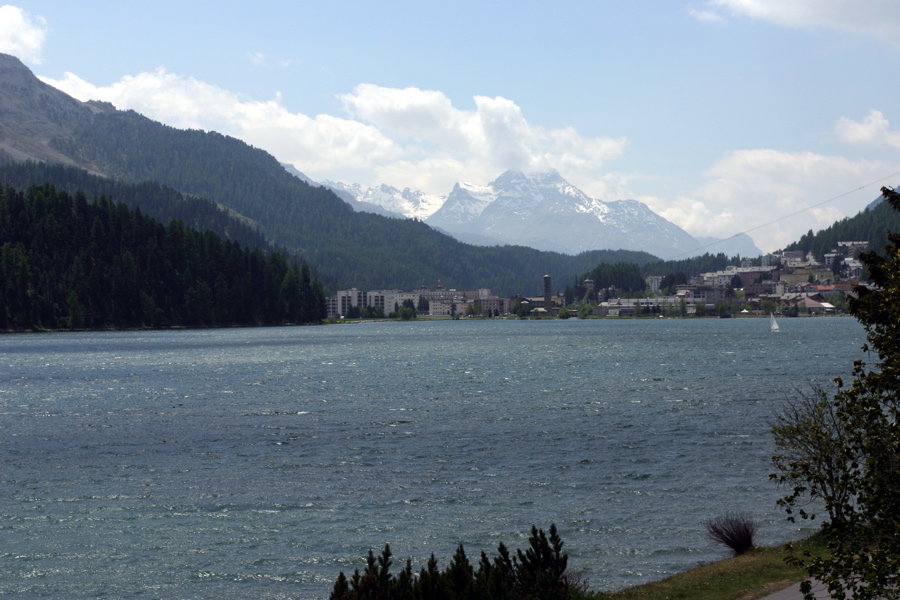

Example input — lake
[0,317,866,599]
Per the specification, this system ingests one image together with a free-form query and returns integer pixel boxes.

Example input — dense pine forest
[0,181,326,330]
[0,161,273,251]
[0,160,338,293]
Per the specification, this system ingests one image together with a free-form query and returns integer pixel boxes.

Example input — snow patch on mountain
[325,180,444,221]
[427,169,708,259]
[428,181,496,225]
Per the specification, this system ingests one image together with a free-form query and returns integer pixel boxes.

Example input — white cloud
[39,69,400,175]
[339,83,476,155]
[0,5,47,63]
[835,110,900,149]
[688,8,725,23]
[41,69,628,194]
[696,0,900,45]
[339,83,627,191]
[647,148,899,252]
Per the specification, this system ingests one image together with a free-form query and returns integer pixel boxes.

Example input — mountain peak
[0,52,95,164]
[322,178,444,220]
[491,168,562,187]
[424,169,713,257]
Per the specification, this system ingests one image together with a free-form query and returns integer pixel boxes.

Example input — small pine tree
[327,525,573,600]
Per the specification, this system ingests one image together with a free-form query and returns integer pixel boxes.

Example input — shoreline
[1,312,854,334]
[590,534,825,600]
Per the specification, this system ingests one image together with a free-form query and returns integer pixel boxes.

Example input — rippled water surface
[0,317,865,599]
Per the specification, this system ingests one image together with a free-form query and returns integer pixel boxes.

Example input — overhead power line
[667,170,900,261]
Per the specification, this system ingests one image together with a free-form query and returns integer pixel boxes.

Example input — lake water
[0,317,866,599]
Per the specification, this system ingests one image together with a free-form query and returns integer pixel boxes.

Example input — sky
[2,1,900,254]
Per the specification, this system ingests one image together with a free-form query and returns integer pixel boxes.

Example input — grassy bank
[586,535,826,600]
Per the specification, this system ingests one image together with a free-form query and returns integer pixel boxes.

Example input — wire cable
[666,170,900,261]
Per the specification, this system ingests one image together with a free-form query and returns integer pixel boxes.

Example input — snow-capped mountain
[325,181,444,221]
[427,169,706,259]
[285,166,761,259]
[428,181,496,225]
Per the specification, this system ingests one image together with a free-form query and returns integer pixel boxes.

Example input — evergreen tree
[328,525,574,600]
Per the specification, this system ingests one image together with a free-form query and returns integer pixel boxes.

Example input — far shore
[1,311,855,334]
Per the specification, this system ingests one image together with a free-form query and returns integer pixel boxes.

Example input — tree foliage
[0,181,326,329]
[771,385,853,525]
[772,186,900,600]
[329,525,576,600]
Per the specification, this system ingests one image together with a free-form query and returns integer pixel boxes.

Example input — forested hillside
[785,196,900,259]
[48,109,655,295]
[0,161,271,249]
[0,182,326,330]
[0,160,335,291]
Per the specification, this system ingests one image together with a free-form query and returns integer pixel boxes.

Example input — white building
[370,290,421,315]
[329,288,366,317]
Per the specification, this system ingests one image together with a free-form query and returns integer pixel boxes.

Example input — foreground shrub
[329,524,577,600]
[705,512,758,556]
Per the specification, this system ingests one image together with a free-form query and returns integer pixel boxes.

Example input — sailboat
[770,312,780,332]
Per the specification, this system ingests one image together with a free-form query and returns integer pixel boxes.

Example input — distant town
[328,241,868,319]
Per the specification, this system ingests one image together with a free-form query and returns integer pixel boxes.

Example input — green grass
[582,535,827,600]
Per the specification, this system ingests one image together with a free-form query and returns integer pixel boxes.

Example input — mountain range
[2,52,680,296]
[325,170,761,259]
[0,52,775,297]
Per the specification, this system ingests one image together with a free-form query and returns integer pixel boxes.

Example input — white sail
[770,313,779,332]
